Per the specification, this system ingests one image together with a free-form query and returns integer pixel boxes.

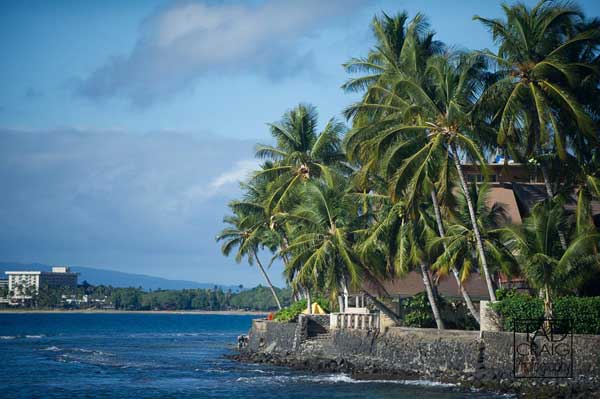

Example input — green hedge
[274,298,331,322]
[402,292,444,328]
[491,291,600,334]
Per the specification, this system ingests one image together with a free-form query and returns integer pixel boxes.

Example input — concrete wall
[247,319,297,354]
[246,320,600,380]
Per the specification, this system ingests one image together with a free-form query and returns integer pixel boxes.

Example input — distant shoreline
[0,309,269,315]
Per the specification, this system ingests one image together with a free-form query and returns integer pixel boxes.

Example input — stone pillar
[479,300,501,332]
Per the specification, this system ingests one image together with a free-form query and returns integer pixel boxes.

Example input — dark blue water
[0,313,506,398]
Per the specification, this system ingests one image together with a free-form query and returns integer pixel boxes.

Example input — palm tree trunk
[362,291,401,325]
[543,284,553,320]
[252,249,282,310]
[450,145,497,302]
[419,263,445,330]
[430,190,481,324]
[306,289,312,314]
[539,165,568,251]
[279,234,300,302]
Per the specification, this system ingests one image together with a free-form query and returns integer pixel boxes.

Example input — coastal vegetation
[492,290,600,334]
[3,283,290,312]
[217,0,600,331]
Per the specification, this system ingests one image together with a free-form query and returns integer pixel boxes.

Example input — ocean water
[0,313,507,399]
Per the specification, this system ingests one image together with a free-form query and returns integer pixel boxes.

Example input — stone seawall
[247,319,296,353]
[239,318,600,398]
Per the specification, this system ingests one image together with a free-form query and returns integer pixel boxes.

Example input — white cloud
[175,158,259,210]
[209,159,259,191]
[77,0,366,106]
[0,127,286,285]
[0,128,255,252]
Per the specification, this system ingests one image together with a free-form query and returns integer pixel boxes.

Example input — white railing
[330,312,379,330]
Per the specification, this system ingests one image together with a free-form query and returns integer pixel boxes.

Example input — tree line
[4,282,291,311]
[217,0,600,330]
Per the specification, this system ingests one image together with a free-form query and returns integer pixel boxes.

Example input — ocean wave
[126,332,236,339]
[249,369,270,374]
[205,368,229,373]
[39,346,114,356]
[321,374,455,387]
[236,373,455,387]
[0,334,46,340]
[42,346,61,351]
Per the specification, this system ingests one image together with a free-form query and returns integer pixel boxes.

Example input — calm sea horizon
[0,313,508,398]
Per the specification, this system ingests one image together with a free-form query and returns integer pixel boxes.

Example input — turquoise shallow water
[0,313,507,398]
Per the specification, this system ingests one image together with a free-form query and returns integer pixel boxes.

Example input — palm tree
[347,52,499,301]
[561,150,600,235]
[279,180,360,302]
[474,0,600,249]
[430,184,518,307]
[356,199,446,329]
[343,14,485,316]
[216,210,282,310]
[253,104,347,213]
[229,177,293,268]
[342,11,443,123]
[279,178,402,323]
[501,202,599,318]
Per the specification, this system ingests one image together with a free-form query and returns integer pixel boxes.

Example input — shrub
[554,297,600,335]
[489,291,544,332]
[398,292,478,330]
[401,292,441,328]
[490,292,600,334]
[274,298,330,322]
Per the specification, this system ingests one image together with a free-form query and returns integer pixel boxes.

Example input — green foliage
[274,298,330,322]
[215,1,600,332]
[402,293,440,328]
[12,284,292,312]
[491,292,600,334]
[398,292,478,330]
[229,286,291,311]
[554,297,600,335]
[490,291,544,332]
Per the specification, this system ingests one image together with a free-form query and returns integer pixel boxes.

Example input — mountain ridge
[0,262,243,291]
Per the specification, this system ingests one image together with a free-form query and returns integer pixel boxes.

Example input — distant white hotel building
[5,266,78,299]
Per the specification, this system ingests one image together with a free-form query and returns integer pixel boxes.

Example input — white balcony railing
[330,312,379,330]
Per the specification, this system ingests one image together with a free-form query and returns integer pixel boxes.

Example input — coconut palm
[216,210,282,310]
[346,52,499,301]
[356,198,446,329]
[253,104,347,213]
[430,184,518,301]
[279,179,360,300]
[279,178,402,323]
[560,150,600,235]
[342,11,443,123]
[474,0,600,248]
[343,17,485,315]
[229,177,292,265]
[501,201,599,318]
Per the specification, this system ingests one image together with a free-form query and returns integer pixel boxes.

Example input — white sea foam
[25,335,45,339]
[311,374,455,387]
[236,373,455,387]
[42,346,61,351]
[250,369,269,374]
[0,336,17,340]
[206,368,229,373]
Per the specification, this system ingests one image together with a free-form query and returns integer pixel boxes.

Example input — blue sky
[1,0,599,287]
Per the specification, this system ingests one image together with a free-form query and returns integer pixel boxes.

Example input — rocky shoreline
[235,317,600,398]
[229,350,600,398]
